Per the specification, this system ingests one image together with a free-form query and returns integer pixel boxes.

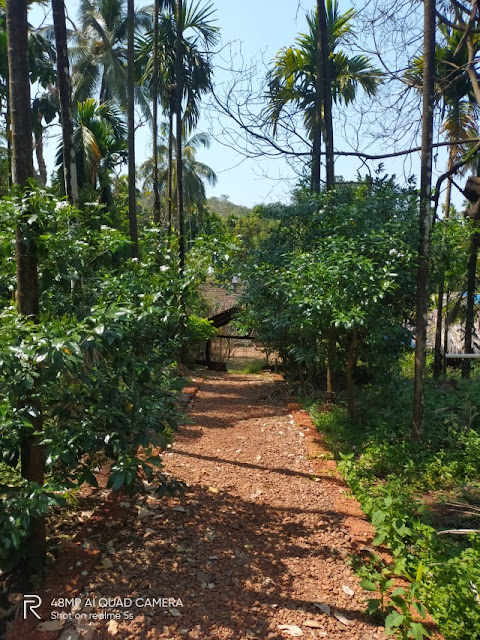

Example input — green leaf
[412,600,427,619]
[373,531,387,546]
[367,598,381,614]
[415,563,426,583]
[112,471,126,491]
[385,611,405,629]
[372,510,386,526]
[146,456,163,468]
[410,622,430,639]
[360,579,377,591]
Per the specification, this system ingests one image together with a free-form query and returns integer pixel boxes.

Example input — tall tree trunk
[6,0,45,567]
[312,14,322,195]
[6,98,12,189]
[175,0,185,271]
[127,0,139,258]
[100,73,107,104]
[52,0,78,205]
[412,0,436,438]
[463,224,478,378]
[168,98,174,233]
[443,290,450,374]
[317,0,336,399]
[311,129,321,192]
[34,122,47,187]
[433,174,452,378]
[152,0,161,224]
[175,0,188,363]
[317,0,334,191]
[462,160,480,378]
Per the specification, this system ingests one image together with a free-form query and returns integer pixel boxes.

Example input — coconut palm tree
[266,0,382,190]
[70,0,150,113]
[139,131,216,220]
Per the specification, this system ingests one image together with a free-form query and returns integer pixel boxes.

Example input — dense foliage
[308,361,480,639]
[240,175,418,408]
[0,189,221,568]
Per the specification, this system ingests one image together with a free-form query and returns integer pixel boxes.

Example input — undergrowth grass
[306,356,480,640]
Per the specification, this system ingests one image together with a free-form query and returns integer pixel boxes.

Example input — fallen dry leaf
[36,620,66,632]
[278,624,303,637]
[342,584,355,596]
[313,602,331,615]
[333,610,352,626]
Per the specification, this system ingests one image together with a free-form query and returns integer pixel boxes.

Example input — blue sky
[29,1,454,209]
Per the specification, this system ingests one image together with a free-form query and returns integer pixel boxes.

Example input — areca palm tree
[137,0,218,228]
[52,0,78,204]
[55,99,127,205]
[266,0,382,189]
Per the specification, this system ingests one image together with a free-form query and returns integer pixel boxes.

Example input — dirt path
[67,373,385,640]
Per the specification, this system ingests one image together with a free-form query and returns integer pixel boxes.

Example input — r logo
[23,595,42,620]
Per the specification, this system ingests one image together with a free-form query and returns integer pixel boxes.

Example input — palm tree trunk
[463,224,478,378]
[412,0,436,438]
[443,290,450,374]
[175,0,185,271]
[317,0,336,399]
[127,0,139,258]
[6,0,45,567]
[52,0,78,205]
[462,158,480,378]
[152,0,161,224]
[168,98,174,233]
[6,98,12,189]
[34,121,47,187]
[317,0,334,190]
[100,74,107,104]
[312,22,322,195]
[433,174,452,378]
